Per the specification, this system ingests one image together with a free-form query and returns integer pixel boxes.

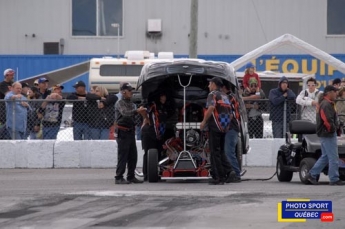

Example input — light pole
[111,23,120,58]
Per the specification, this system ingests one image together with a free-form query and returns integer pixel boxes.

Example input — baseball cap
[34,79,39,85]
[73,81,86,88]
[245,62,255,69]
[207,77,223,87]
[120,82,133,91]
[38,77,49,84]
[52,84,64,90]
[324,85,339,94]
[3,69,15,76]
[21,82,30,88]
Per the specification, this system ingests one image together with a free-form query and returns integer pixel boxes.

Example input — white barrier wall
[0,139,285,168]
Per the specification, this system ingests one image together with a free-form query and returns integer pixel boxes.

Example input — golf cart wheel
[147,149,159,183]
[276,155,293,182]
[299,158,319,184]
[236,138,243,171]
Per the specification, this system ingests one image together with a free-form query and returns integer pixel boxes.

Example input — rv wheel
[147,149,159,183]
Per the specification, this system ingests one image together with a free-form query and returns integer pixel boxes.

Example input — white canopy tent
[230,33,345,75]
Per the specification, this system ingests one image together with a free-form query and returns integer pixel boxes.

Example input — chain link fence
[1,98,344,140]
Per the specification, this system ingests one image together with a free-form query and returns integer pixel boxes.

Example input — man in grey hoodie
[269,76,296,138]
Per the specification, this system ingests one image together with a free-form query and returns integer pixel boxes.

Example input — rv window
[99,65,143,76]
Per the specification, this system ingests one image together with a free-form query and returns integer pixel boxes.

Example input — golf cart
[136,59,249,182]
[276,120,345,184]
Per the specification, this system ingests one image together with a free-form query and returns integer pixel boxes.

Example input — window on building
[327,0,345,35]
[72,0,123,36]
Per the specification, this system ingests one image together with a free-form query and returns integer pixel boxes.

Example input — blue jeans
[272,121,289,138]
[310,132,339,183]
[89,128,109,140]
[7,127,26,140]
[224,128,241,177]
[73,122,90,140]
[43,126,60,139]
[135,125,141,140]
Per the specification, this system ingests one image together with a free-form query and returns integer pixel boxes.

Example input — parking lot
[0,167,344,228]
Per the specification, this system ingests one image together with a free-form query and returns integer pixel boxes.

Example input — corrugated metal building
[1,0,345,55]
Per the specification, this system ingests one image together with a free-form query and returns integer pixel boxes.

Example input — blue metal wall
[0,54,344,92]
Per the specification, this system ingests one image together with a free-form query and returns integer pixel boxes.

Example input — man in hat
[38,84,65,139]
[307,85,345,185]
[0,68,15,139]
[268,76,296,138]
[114,82,147,184]
[200,77,234,185]
[37,77,50,99]
[67,81,89,140]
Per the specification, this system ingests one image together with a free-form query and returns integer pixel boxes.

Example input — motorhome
[89,51,174,93]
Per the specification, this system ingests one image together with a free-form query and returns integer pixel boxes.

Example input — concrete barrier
[0,139,286,168]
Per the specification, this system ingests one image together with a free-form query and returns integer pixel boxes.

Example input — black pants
[141,124,164,179]
[209,129,233,180]
[115,130,137,180]
[248,116,263,138]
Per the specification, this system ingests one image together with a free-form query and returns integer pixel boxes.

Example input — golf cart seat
[287,120,317,150]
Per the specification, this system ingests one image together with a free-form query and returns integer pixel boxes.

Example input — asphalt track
[0,167,344,228]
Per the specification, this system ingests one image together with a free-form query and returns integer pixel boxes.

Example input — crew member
[114,82,147,184]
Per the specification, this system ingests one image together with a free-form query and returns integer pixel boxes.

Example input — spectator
[90,85,97,94]
[242,82,266,138]
[341,79,345,88]
[67,81,90,140]
[115,82,146,184]
[33,79,39,88]
[336,87,345,127]
[37,77,51,99]
[243,62,261,93]
[21,83,30,97]
[5,82,29,139]
[86,86,117,140]
[27,87,41,140]
[332,78,341,89]
[38,85,65,139]
[0,68,15,139]
[269,76,296,138]
[296,78,320,124]
[307,85,345,186]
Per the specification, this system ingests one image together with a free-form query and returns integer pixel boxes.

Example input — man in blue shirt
[5,82,29,139]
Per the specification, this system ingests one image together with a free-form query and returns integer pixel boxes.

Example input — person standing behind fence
[0,69,15,140]
[37,77,51,99]
[296,78,320,124]
[67,81,90,140]
[27,87,41,140]
[307,86,345,186]
[114,82,147,184]
[269,76,296,138]
[38,85,65,139]
[242,81,266,138]
[243,63,261,93]
[86,86,117,140]
[5,82,29,140]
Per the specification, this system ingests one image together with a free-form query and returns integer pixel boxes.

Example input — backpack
[210,91,232,133]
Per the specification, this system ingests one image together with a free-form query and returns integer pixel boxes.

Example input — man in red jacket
[307,85,345,185]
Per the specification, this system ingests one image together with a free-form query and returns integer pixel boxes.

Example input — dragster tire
[147,148,159,183]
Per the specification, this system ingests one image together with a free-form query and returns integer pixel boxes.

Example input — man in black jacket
[67,81,89,140]
[307,85,345,186]
[114,82,147,184]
